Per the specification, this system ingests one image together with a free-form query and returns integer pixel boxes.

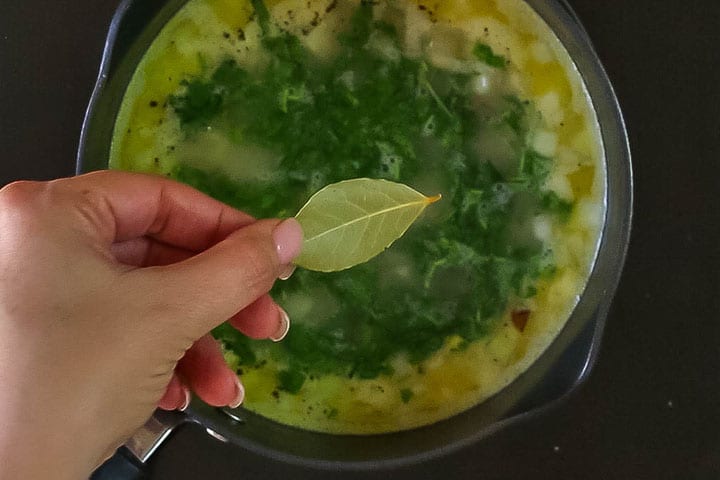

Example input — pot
[79,0,632,475]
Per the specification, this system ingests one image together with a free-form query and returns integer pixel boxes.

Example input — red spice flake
[511,309,531,333]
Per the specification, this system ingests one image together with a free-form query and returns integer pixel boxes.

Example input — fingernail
[273,218,303,265]
[270,307,290,342]
[179,387,191,412]
[278,264,296,280]
[229,378,245,409]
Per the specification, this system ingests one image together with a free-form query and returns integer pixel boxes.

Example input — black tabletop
[1,1,719,479]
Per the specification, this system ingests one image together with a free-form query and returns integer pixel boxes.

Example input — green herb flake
[472,42,507,68]
[400,388,414,403]
[277,369,306,394]
[541,191,574,222]
[168,80,222,127]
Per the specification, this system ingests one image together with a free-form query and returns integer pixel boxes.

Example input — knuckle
[71,188,112,235]
[0,182,49,240]
[237,236,277,293]
[240,247,273,288]
[0,180,44,212]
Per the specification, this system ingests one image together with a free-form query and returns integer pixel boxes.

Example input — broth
[111,0,605,434]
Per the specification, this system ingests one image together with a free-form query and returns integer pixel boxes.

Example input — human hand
[0,171,303,479]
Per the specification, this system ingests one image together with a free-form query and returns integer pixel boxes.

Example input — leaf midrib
[302,199,426,245]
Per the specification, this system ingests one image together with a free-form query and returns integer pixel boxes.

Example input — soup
[110,0,605,434]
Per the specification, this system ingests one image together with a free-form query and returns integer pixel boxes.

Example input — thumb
[131,218,303,337]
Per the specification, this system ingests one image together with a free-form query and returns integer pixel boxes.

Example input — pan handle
[90,447,147,480]
[90,410,187,479]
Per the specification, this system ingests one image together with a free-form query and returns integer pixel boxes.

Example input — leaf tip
[426,193,442,204]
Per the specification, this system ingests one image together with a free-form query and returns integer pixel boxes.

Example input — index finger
[59,170,254,251]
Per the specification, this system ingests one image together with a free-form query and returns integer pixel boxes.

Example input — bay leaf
[294,178,441,272]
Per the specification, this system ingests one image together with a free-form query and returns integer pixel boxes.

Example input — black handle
[90,447,148,480]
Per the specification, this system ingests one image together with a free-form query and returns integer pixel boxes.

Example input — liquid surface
[111,0,605,434]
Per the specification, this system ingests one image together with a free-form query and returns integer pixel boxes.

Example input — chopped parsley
[168,1,572,389]
[472,42,508,68]
[277,369,307,394]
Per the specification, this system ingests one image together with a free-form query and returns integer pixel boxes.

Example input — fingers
[229,294,290,341]
[55,170,255,249]
[159,294,288,410]
[178,335,243,408]
[133,218,302,336]
[157,373,191,411]
[166,292,290,408]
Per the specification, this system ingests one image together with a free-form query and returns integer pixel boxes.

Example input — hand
[0,171,303,479]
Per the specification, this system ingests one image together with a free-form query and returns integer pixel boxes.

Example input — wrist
[0,350,109,479]
[0,426,99,480]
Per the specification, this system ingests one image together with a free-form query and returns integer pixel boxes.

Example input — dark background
[1,1,719,478]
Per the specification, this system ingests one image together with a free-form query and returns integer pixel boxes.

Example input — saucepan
[78,0,632,476]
